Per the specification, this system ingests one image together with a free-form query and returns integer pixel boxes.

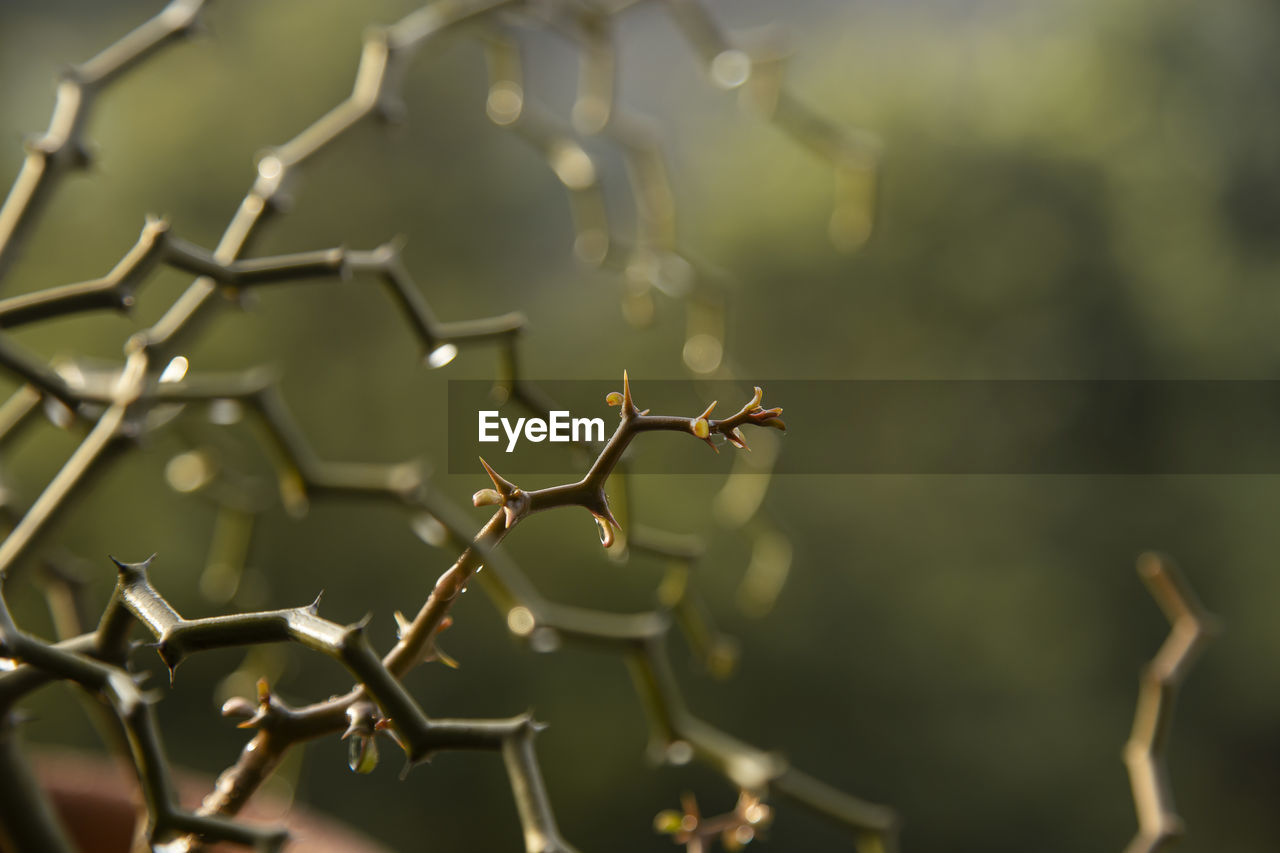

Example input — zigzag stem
[0,0,210,282]
[0,370,890,851]
[0,0,526,582]
[0,223,524,579]
[0,592,290,851]
[0,1,889,849]
[0,554,578,852]
[182,379,900,853]
[0,218,524,402]
[133,0,521,364]
[1122,553,1215,853]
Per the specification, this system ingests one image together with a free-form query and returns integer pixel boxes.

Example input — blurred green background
[1,0,1278,851]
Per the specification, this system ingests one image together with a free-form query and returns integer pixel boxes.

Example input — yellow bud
[692,418,710,439]
[606,391,624,407]
[654,810,684,835]
[472,488,503,507]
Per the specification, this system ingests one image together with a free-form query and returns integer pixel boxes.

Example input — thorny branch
[0,592,290,852]
[0,2,1214,853]
[173,379,895,853]
[0,0,896,850]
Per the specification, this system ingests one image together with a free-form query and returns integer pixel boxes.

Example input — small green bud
[654,810,684,835]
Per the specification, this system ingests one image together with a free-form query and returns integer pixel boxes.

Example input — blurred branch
[0,219,525,359]
[0,0,208,281]
[0,379,137,579]
[0,385,41,450]
[627,632,897,852]
[658,0,880,250]
[654,790,773,853]
[0,711,77,853]
[1123,553,1215,853]
[134,0,519,364]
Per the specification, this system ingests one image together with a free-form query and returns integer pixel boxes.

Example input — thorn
[306,590,324,613]
[434,646,460,669]
[156,645,180,684]
[697,400,718,420]
[397,739,435,779]
[478,457,518,496]
[596,495,621,530]
[343,703,377,741]
[110,554,156,575]
[475,459,528,527]
[621,369,634,412]
[394,610,411,638]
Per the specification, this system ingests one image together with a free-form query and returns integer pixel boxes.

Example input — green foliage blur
[1,0,1278,851]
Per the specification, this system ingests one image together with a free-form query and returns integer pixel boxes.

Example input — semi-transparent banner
[447,379,1280,474]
